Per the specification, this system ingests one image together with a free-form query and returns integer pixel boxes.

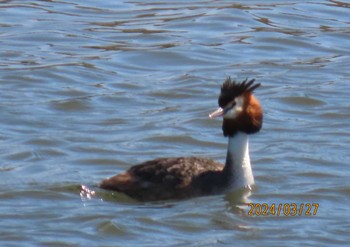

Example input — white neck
[224,132,254,188]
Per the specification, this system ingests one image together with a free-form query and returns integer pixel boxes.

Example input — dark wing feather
[100,157,224,200]
[129,157,223,188]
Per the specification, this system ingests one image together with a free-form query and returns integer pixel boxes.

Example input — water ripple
[1,0,350,246]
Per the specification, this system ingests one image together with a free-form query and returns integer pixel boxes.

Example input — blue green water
[1,1,349,246]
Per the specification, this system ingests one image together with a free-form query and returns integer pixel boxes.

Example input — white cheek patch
[235,96,244,112]
[224,96,244,119]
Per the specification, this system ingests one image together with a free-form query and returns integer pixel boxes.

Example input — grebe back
[100,77,263,201]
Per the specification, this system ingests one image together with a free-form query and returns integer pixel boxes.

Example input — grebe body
[100,78,262,201]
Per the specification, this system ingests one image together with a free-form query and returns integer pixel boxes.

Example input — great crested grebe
[100,78,263,201]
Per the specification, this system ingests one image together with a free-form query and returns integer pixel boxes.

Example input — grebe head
[209,78,263,137]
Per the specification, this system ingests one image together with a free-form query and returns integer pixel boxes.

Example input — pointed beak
[209,107,224,119]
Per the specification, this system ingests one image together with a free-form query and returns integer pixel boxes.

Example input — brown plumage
[222,89,263,136]
[100,157,228,201]
[100,77,263,201]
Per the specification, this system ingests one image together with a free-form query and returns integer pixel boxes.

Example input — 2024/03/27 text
[247,203,319,216]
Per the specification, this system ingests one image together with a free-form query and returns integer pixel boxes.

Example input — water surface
[1,0,350,246]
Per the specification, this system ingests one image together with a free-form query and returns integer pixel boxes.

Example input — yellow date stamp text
[247,203,319,216]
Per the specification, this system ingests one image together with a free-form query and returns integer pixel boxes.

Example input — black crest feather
[218,77,260,108]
